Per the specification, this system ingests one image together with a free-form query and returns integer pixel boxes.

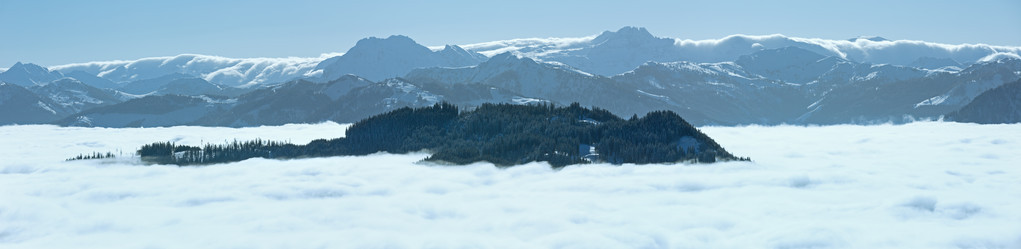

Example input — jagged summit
[348,35,432,55]
[0,61,65,87]
[8,62,48,73]
[315,35,486,82]
[593,26,657,43]
[8,62,46,74]
[358,35,416,44]
[437,44,488,64]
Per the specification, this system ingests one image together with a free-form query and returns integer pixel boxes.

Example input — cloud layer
[2,122,1020,248]
[463,32,1021,68]
[49,53,341,87]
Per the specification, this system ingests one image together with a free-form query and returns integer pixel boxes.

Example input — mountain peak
[318,35,485,82]
[0,61,65,87]
[342,35,435,64]
[440,44,469,53]
[438,44,470,55]
[436,44,487,63]
[484,52,532,65]
[8,61,45,71]
[40,77,95,91]
[472,52,548,74]
[615,26,653,37]
[350,35,426,51]
[335,74,367,82]
[595,26,656,42]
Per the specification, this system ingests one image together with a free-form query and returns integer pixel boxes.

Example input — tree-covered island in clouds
[133,102,747,167]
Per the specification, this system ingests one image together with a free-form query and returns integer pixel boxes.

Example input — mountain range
[2,27,1020,126]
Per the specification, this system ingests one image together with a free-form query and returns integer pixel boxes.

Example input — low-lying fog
[2,122,1019,248]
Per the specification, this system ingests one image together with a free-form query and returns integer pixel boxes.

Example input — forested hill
[134,102,748,167]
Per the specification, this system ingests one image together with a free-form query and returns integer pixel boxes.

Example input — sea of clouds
[1,122,1020,248]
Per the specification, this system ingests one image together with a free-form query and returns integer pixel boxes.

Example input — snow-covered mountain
[0,62,65,87]
[0,77,124,125]
[407,53,719,124]
[915,57,1021,109]
[63,70,120,89]
[67,76,445,127]
[196,77,372,127]
[154,78,228,97]
[947,79,1021,124]
[405,47,1014,125]
[56,95,230,127]
[0,83,65,125]
[116,73,195,95]
[610,47,1019,124]
[611,60,805,124]
[50,54,330,88]
[5,27,1020,127]
[34,26,1020,88]
[787,58,1020,124]
[310,78,446,123]
[113,73,247,97]
[314,35,487,82]
[462,26,1021,76]
[28,78,123,115]
[529,27,685,77]
[51,45,1020,127]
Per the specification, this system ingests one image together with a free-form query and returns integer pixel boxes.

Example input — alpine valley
[3,27,1020,127]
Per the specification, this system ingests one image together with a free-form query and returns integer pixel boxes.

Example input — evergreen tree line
[67,152,116,161]
[128,102,749,167]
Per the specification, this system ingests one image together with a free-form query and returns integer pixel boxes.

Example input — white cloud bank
[49,53,343,87]
[2,122,1020,248]
[463,33,1021,68]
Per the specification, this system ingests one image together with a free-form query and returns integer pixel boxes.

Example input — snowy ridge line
[40,29,1021,81]
[41,29,1021,73]
[47,53,344,87]
[19,27,1021,90]
[462,31,1021,66]
[455,35,599,56]
[674,34,1021,55]
[49,53,343,71]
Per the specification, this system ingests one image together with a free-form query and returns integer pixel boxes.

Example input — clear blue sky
[1,0,1019,67]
